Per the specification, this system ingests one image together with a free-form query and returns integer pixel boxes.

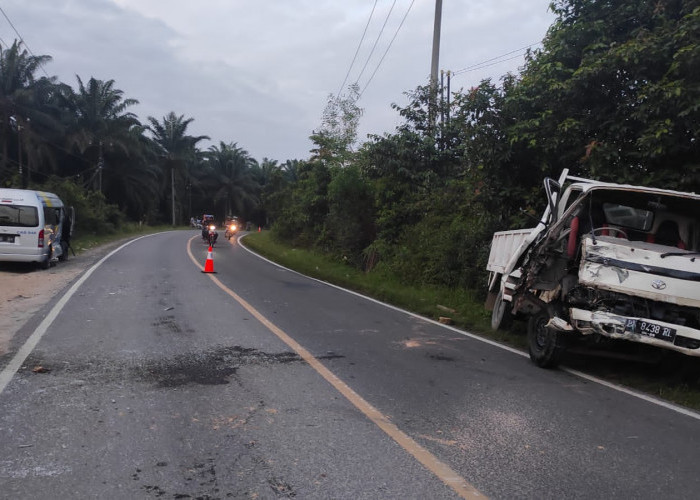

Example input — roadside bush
[370,178,495,295]
[40,177,125,236]
[323,165,375,265]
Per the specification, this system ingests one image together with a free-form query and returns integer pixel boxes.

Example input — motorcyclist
[201,214,218,244]
[224,216,240,239]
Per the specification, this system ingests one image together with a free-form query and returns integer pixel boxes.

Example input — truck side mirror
[544,178,562,224]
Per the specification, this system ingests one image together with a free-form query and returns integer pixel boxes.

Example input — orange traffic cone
[258,225,261,232]
[202,246,216,273]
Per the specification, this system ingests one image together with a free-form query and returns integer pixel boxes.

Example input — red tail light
[38,229,44,248]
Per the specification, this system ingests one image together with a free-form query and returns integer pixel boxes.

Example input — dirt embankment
[0,241,127,355]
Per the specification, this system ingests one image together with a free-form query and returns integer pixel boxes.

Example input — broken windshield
[571,189,700,251]
[602,203,653,231]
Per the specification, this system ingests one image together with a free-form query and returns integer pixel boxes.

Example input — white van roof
[0,188,64,208]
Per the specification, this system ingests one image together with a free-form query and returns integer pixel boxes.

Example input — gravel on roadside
[0,238,133,355]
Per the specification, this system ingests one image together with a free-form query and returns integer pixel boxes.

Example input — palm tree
[281,159,301,183]
[147,112,209,225]
[64,76,141,192]
[18,77,72,185]
[203,142,259,220]
[104,123,162,220]
[0,40,55,186]
[252,157,279,187]
[253,158,302,228]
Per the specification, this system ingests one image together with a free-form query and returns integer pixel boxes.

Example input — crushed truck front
[489,171,700,366]
[570,232,700,355]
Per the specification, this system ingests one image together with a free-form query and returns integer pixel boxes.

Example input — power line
[336,0,379,99]
[453,53,529,77]
[0,4,51,78]
[360,0,415,98]
[355,0,398,85]
[452,43,540,76]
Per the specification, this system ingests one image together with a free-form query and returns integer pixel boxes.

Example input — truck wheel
[491,288,512,330]
[527,311,565,368]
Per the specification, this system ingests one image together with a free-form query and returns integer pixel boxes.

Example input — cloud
[1,0,555,162]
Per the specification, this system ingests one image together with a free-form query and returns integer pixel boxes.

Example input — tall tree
[147,112,209,225]
[510,0,700,191]
[203,142,259,220]
[280,159,301,183]
[250,157,283,227]
[310,83,363,166]
[0,40,55,186]
[104,123,162,220]
[65,76,141,193]
[18,76,72,185]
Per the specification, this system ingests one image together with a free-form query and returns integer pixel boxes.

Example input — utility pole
[187,180,192,221]
[98,140,104,193]
[430,0,443,88]
[17,121,23,187]
[430,0,443,130]
[446,70,451,125]
[171,166,176,226]
[440,70,445,126]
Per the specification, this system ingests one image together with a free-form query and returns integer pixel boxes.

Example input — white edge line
[562,367,700,420]
[238,233,700,422]
[0,235,152,396]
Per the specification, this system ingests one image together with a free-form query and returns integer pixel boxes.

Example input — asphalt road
[1,230,699,499]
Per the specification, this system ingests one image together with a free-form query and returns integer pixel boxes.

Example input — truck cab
[486,170,700,367]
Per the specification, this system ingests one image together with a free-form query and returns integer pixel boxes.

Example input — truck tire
[491,288,512,330]
[527,311,565,368]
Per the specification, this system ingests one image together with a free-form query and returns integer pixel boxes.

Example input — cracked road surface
[1,230,700,499]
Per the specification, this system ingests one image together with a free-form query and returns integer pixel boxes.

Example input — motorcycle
[206,224,218,247]
[224,222,238,240]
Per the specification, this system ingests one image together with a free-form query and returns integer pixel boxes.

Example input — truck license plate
[625,319,676,343]
[0,234,15,243]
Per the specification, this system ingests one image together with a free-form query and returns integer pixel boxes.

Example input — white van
[0,188,73,269]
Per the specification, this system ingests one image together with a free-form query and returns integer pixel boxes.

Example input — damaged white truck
[486,169,700,368]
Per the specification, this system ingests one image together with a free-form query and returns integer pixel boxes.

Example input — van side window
[0,204,39,227]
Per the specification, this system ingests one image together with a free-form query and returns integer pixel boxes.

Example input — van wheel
[40,250,51,270]
[527,311,566,368]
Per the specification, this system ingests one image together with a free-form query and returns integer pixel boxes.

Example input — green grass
[242,230,700,412]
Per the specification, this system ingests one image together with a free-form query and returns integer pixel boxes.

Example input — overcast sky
[2,0,555,163]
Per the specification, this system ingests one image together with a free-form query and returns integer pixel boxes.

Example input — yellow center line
[187,237,485,499]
